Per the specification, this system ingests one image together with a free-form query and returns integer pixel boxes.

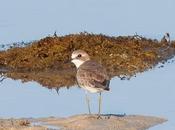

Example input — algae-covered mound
[0,32,175,78]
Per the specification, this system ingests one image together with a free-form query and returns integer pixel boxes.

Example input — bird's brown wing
[77,60,110,90]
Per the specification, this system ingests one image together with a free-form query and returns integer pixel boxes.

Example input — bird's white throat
[71,59,85,68]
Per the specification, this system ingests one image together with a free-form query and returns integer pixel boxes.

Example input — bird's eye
[77,54,82,58]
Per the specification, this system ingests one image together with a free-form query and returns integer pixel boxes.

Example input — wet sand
[0,119,45,130]
[0,114,166,130]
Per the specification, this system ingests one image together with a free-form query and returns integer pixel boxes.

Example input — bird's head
[71,50,90,68]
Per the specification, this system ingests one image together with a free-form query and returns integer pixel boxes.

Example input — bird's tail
[104,87,110,91]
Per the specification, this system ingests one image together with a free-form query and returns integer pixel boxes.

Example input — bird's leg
[97,92,102,119]
[85,91,91,115]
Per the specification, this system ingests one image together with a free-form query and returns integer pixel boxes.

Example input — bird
[161,33,171,45]
[71,50,110,118]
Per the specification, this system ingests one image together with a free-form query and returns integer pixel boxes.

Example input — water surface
[0,58,174,130]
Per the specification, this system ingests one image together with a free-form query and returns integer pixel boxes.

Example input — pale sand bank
[0,114,166,130]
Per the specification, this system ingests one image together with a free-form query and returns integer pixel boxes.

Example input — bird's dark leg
[85,91,91,115]
[97,92,102,119]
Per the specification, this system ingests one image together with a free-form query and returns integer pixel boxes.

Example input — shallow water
[0,58,174,130]
[31,122,61,130]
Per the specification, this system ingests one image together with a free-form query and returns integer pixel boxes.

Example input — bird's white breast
[71,59,84,68]
[81,85,103,93]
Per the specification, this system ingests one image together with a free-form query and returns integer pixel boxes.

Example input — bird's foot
[97,115,102,119]
[105,115,111,119]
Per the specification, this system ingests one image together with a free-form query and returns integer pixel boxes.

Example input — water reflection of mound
[1,55,175,91]
[2,69,77,90]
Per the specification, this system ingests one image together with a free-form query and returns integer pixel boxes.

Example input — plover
[161,33,171,44]
[71,50,110,118]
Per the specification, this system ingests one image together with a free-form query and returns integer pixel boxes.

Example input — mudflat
[0,114,166,130]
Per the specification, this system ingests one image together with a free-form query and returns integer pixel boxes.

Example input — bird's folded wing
[77,62,110,89]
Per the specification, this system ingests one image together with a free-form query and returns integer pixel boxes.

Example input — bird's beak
[71,57,76,62]
[71,58,75,63]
